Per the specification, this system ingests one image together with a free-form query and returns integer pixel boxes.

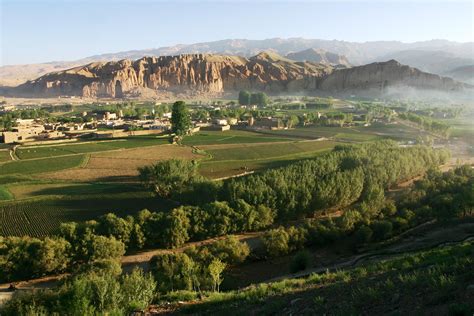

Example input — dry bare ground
[38,145,202,182]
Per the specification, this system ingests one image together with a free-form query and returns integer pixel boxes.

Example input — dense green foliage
[221,140,449,220]
[138,159,203,199]
[1,268,156,316]
[238,90,269,107]
[399,165,474,219]
[150,236,249,293]
[0,226,125,282]
[259,165,473,257]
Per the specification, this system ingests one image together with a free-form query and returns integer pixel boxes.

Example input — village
[0,96,398,145]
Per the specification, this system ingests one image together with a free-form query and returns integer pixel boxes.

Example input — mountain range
[1,38,473,87]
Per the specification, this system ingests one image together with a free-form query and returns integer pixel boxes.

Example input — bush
[262,227,290,257]
[354,226,373,245]
[371,221,393,241]
[290,250,312,273]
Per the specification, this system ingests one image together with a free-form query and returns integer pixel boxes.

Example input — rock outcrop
[10,53,470,98]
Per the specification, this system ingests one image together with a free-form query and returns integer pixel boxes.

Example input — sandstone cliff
[10,53,469,98]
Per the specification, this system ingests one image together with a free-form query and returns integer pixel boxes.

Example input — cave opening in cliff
[115,80,123,98]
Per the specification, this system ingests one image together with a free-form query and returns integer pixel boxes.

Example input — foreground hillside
[6,52,469,99]
[155,240,474,315]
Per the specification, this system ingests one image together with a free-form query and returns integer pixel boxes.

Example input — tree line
[398,112,451,137]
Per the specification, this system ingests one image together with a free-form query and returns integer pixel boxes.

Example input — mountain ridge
[1,38,472,87]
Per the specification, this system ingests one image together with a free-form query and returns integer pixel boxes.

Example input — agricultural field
[258,123,423,142]
[1,154,88,175]
[198,140,337,178]
[0,183,174,237]
[182,130,296,146]
[37,144,201,182]
[0,150,11,162]
[16,136,169,159]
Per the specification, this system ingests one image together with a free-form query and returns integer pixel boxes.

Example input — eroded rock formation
[12,53,469,98]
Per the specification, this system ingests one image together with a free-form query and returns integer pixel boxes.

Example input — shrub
[262,227,290,257]
[290,250,312,273]
[371,221,393,241]
[355,226,373,244]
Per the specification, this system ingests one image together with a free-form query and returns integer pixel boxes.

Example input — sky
[0,0,473,65]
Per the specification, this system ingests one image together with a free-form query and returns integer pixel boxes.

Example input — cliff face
[16,53,332,98]
[318,60,467,92]
[12,54,469,98]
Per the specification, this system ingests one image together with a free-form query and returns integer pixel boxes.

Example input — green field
[0,150,11,162]
[16,137,169,160]
[205,140,337,161]
[1,154,87,175]
[257,123,423,142]
[182,130,296,146]
[199,140,337,178]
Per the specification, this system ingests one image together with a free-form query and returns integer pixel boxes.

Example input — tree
[287,115,300,128]
[97,213,133,247]
[138,159,201,198]
[250,92,269,107]
[208,258,226,292]
[238,90,251,105]
[150,253,195,292]
[171,101,191,136]
[88,235,125,263]
[207,236,250,265]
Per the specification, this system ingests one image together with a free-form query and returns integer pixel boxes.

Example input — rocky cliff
[318,60,468,92]
[10,53,469,98]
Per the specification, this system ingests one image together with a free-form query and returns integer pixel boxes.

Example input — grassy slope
[163,241,474,315]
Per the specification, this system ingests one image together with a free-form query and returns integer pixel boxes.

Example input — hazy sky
[1,0,473,65]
